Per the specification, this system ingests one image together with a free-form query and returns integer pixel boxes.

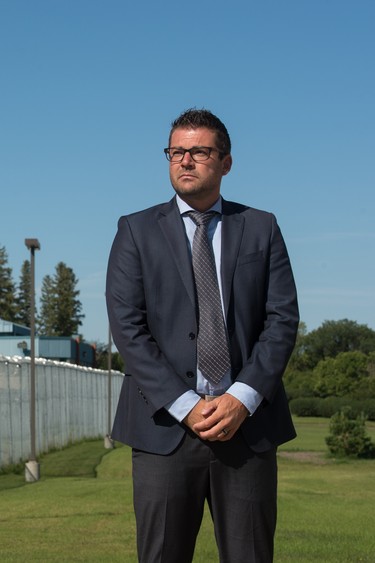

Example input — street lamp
[104,324,114,449]
[24,238,41,482]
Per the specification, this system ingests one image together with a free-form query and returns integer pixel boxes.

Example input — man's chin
[173,185,205,198]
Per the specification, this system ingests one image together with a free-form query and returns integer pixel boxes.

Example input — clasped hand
[183,394,248,441]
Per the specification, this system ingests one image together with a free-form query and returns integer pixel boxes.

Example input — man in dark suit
[106,109,299,562]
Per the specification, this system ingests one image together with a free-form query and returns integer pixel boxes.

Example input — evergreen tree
[38,274,57,335]
[0,245,17,321]
[54,262,84,336]
[16,260,32,327]
[38,262,84,337]
[326,407,375,458]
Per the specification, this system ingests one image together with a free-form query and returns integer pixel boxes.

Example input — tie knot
[187,210,217,227]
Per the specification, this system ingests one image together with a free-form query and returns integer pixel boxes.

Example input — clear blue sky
[1,0,374,345]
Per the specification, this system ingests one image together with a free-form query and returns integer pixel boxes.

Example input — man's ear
[222,154,232,176]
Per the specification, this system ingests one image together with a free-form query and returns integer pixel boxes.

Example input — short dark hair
[169,108,231,157]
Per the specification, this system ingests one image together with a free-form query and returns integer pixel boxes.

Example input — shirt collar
[176,194,222,216]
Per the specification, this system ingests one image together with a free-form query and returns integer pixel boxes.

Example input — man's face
[168,127,232,210]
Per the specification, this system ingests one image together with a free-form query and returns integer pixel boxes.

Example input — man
[106,109,299,562]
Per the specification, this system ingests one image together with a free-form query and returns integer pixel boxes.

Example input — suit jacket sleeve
[229,211,299,403]
[106,214,192,416]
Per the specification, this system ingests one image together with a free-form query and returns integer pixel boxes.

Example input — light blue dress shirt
[166,195,263,422]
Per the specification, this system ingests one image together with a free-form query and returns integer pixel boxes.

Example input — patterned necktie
[187,210,231,385]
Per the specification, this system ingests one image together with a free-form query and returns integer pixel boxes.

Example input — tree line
[0,244,84,337]
[2,243,375,384]
[285,319,375,420]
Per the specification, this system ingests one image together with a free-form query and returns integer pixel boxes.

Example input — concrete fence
[0,355,123,469]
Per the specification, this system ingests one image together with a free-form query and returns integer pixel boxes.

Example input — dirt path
[278,451,330,464]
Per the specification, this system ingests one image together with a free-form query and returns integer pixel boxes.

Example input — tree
[95,341,125,372]
[38,262,84,337]
[286,322,309,371]
[302,319,375,368]
[15,260,32,327]
[38,274,57,335]
[313,351,369,398]
[351,351,375,400]
[0,245,17,321]
[284,322,316,400]
[54,262,84,336]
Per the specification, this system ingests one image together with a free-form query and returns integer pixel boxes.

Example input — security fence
[0,355,123,468]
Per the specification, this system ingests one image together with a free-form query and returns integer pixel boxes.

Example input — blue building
[0,318,96,367]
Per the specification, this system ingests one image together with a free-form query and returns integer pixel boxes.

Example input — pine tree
[0,245,18,322]
[326,407,375,458]
[38,274,57,335]
[38,262,84,337]
[16,260,32,327]
[54,262,84,336]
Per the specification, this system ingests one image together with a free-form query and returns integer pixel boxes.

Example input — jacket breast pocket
[237,251,264,266]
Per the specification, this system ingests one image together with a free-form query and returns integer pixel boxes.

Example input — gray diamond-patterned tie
[187,210,231,385]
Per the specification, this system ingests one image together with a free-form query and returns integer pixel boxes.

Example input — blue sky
[1,0,374,345]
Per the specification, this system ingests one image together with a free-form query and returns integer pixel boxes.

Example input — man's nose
[181,151,194,166]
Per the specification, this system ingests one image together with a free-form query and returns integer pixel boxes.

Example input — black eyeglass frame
[163,146,224,163]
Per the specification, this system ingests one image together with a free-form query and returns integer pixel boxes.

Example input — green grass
[276,454,375,561]
[0,442,135,562]
[280,416,331,452]
[278,417,375,561]
[280,415,375,452]
[0,419,374,562]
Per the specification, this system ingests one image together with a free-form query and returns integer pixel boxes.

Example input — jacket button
[189,332,195,340]
[186,371,194,378]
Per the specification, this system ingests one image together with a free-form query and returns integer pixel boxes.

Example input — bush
[325,407,375,458]
[289,397,320,417]
[318,397,355,419]
[289,397,375,420]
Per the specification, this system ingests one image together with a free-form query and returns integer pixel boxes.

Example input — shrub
[318,397,356,419]
[325,407,375,458]
[289,397,375,420]
[289,397,320,417]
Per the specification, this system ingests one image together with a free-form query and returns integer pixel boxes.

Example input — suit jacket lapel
[157,198,196,307]
[221,199,244,317]
[157,197,244,315]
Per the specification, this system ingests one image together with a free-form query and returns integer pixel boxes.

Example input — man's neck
[175,194,221,213]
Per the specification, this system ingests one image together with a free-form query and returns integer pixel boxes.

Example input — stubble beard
[172,183,208,199]
[171,174,212,201]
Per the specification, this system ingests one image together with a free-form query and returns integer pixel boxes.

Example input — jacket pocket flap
[237,251,263,266]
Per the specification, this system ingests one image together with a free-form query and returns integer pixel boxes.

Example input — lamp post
[104,324,114,449]
[24,238,41,482]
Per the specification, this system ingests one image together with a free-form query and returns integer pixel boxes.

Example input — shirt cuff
[226,382,264,416]
[165,390,201,422]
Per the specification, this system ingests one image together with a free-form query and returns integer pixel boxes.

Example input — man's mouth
[179,173,197,179]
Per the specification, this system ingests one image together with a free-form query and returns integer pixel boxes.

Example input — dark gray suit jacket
[106,197,299,454]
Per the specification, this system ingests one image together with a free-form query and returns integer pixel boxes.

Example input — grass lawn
[0,418,374,562]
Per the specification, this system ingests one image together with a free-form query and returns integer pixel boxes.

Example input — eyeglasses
[163,146,223,163]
